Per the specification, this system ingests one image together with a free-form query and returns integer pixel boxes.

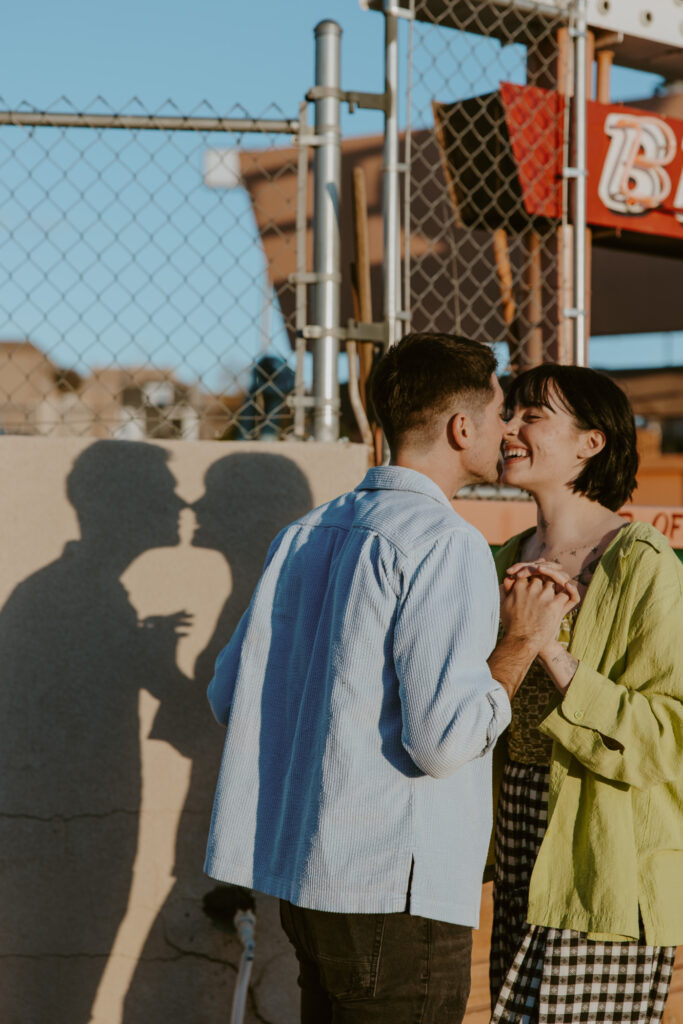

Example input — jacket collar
[615,519,667,555]
[356,466,453,509]
[502,518,667,564]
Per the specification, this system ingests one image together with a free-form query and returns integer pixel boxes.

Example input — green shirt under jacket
[494,521,683,946]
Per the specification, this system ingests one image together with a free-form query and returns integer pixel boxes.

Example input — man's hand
[501,574,578,648]
[489,575,579,701]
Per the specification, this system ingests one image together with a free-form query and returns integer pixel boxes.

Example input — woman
[490,363,683,1024]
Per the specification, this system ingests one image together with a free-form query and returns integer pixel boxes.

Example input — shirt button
[574,710,584,721]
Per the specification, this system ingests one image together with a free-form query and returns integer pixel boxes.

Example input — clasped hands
[500,559,580,666]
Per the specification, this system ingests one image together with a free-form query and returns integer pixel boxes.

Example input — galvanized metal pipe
[312,20,342,441]
[383,6,401,349]
[0,111,299,133]
[572,0,588,367]
[403,9,414,333]
[293,101,309,440]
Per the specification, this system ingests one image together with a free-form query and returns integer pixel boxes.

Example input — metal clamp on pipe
[298,321,388,343]
[288,271,342,285]
[296,134,325,147]
[306,86,389,114]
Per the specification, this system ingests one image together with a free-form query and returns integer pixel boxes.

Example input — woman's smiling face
[500,388,594,493]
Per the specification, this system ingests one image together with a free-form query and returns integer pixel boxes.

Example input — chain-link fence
[0,4,580,444]
[405,0,573,374]
[0,98,304,440]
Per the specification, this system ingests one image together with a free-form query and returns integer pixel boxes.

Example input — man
[205,333,574,1022]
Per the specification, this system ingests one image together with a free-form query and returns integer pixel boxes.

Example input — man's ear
[577,429,606,461]
[447,412,469,451]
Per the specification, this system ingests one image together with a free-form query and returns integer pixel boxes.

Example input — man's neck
[390,449,466,501]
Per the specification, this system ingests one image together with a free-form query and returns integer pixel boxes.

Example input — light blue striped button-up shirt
[205,466,511,926]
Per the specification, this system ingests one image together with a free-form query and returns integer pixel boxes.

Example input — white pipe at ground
[230,910,256,1024]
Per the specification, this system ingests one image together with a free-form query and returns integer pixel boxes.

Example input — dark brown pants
[280,901,472,1023]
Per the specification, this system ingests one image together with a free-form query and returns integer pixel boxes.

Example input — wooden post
[351,167,375,410]
[557,26,572,95]
[492,228,520,372]
[556,224,574,364]
[351,166,383,463]
[584,224,592,343]
[586,30,595,100]
[531,25,593,97]
[521,228,543,369]
[596,49,613,104]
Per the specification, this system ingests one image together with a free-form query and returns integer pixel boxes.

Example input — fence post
[572,0,588,366]
[312,19,342,441]
[383,6,401,350]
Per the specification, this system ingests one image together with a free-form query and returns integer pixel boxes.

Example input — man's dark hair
[505,364,638,511]
[370,332,497,454]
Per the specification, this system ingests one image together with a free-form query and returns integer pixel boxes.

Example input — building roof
[238,129,683,345]
[606,366,683,420]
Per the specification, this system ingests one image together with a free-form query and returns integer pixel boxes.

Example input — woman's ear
[578,429,606,461]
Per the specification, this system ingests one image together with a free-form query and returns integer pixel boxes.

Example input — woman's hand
[505,560,580,603]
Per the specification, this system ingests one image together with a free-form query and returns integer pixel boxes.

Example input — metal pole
[0,110,299,133]
[312,20,342,441]
[293,101,309,440]
[572,0,588,366]
[383,6,401,349]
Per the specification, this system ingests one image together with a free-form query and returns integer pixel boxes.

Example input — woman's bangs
[505,369,558,415]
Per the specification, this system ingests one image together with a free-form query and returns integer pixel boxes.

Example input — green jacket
[494,521,683,945]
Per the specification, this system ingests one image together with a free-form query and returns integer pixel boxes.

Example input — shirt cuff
[540,661,619,739]
[484,684,512,753]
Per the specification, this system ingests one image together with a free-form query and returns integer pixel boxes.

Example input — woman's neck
[528,485,622,558]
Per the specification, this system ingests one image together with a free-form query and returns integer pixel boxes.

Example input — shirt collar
[355,465,453,509]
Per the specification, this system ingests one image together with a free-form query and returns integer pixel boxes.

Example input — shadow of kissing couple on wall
[121,451,313,1023]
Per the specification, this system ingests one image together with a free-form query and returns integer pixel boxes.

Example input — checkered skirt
[490,761,676,1024]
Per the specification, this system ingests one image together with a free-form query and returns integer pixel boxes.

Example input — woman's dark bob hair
[505,364,639,511]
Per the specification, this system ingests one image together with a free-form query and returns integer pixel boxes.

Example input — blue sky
[0,0,678,378]
[2,1,386,131]
[1,0,664,115]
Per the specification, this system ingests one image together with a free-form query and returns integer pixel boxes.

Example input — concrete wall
[0,436,369,1024]
[5,436,680,1024]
